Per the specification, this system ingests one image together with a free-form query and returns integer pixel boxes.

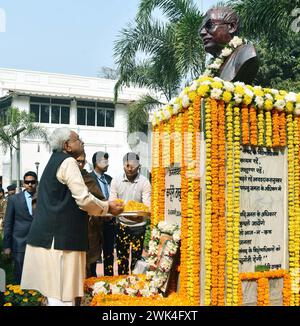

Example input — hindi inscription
[164,167,181,225]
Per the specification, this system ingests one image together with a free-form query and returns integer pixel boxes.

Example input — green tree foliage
[114,0,205,132]
[254,39,300,92]
[231,0,300,92]
[231,0,298,46]
[0,107,48,183]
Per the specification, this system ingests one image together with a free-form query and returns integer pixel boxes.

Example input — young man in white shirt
[109,152,151,275]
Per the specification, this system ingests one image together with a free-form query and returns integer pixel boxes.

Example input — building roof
[0,67,159,104]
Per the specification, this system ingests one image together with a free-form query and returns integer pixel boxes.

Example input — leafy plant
[3,284,44,306]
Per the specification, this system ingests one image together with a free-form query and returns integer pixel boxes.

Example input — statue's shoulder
[220,43,259,84]
[234,43,258,66]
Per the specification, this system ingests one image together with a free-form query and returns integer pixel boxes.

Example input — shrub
[3,284,44,306]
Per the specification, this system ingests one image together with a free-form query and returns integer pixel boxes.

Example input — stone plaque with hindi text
[164,167,181,226]
[239,147,288,305]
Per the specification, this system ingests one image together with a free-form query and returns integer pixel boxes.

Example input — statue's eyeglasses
[200,20,232,33]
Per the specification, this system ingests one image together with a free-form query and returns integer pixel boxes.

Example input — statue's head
[200,7,240,57]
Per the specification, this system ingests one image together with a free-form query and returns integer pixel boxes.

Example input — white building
[0,67,153,189]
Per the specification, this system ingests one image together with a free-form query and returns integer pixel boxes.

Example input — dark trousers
[87,262,97,278]
[13,252,25,284]
[116,224,146,275]
[103,219,116,276]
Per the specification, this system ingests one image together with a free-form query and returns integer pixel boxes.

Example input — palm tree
[0,107,48,185]
[114,0,205,133]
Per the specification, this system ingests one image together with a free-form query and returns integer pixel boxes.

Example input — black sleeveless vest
[27,151,88,251]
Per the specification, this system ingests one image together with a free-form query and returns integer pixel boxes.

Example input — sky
[0,0,218,77]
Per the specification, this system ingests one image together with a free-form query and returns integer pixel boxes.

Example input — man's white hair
[49,127,72,151]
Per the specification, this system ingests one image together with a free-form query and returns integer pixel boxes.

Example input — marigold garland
[174,114,182,165]
[151,125,160,227]
[257,109,265,146]
[265,110,272,147]
[217,100,226,305]
[90,292,192,306]
[239,270,291,306]
[170,116,175,165]
[162,121,171,168]
[241,104,249,145]
[232,106,241,306]
[279,111,287,147]
[272,109,280,147]
[192,95,201,305]
[249,106,258,146]
[179,108,189,300]
[210,98,219,305]
[186,103,194,301]
[204,99,212,306]
[225,103,234,305]
[149,75,300,307]
[293,117,300,306]
[257,277,269,306]
[287,113,296,306]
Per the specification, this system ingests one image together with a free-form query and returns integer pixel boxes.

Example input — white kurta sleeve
[56,157,109,216]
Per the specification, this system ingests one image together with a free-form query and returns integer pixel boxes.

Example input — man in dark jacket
[90,151,115,275]
[2,171,38,283]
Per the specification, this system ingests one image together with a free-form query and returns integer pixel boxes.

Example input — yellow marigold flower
[275,94,284,101]
[4,291,10,296]
[286,102,294,113]
[183,86,189,94]
[23,298,28,303]
[279,90,287,96]
[243,95,252,105]
[198,76,212,83]
[188,91,197,101]
[264,99,273,111]
[253,89,264,97]
[235,85,245,95]
[19,291,24,296]
[3,303,13,306]
[166,105,173,115]
[222,91,232,103]
[197,84,209,97]
[211,81,223,89]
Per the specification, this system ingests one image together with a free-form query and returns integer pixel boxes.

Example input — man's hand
[108,201,124,216]
[2,248,11,260]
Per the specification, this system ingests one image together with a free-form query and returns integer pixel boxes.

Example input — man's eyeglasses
[67,137,83,144]
[24,180,37,185]
[200,20,232,33]
[76,160,86,164]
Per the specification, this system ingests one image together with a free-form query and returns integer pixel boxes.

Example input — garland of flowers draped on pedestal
[151,75,300,306]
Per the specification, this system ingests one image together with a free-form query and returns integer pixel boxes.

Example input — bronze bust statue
[200,7,259,84]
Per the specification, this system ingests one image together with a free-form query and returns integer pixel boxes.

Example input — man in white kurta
[21,128,123,306]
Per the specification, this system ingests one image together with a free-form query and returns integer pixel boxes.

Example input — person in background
[20,127,123,306]
[2,172,38,284]
[90,151,115,276]
[0,188,7,233]
[6,184,16,198]
[109,152,151,275]
[75,151,105,278]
